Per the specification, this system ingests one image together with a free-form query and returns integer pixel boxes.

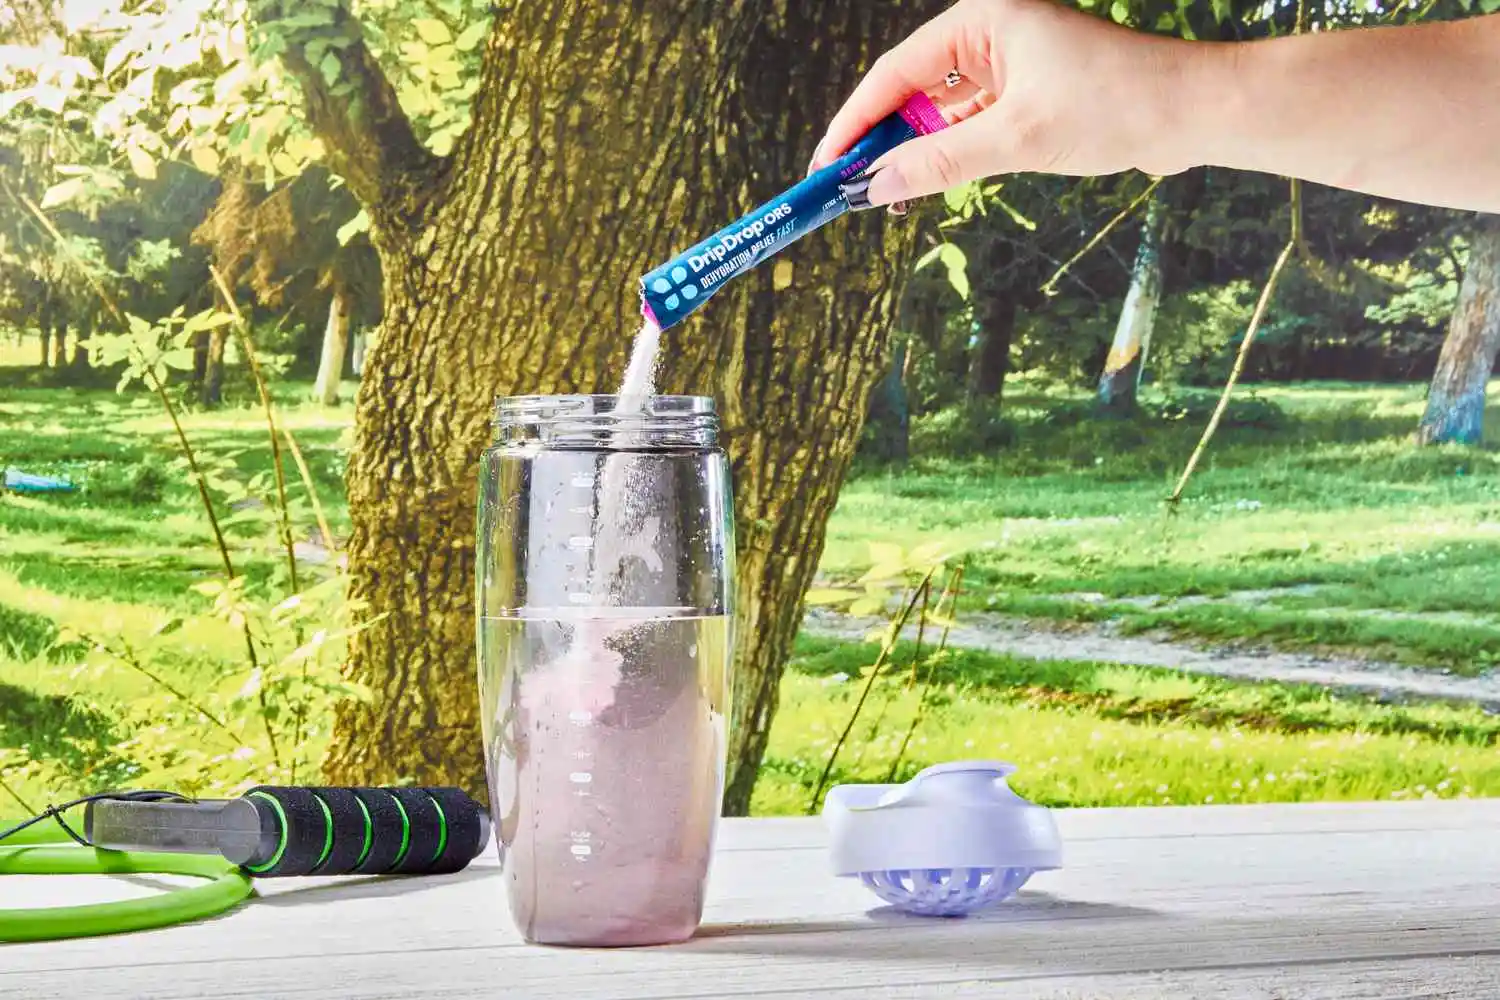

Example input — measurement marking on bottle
[568,505,590,515]
[569,772,593,784]
[570,844,592,857]
[567,592,591,605]
[567,536,593,550]
[570,474,594,488]
[568,710,593,725]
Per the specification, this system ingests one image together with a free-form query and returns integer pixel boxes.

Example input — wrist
[1139,38,1244,177]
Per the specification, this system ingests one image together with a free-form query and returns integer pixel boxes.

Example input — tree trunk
[967,292,1015,405]
[70,310,92,371]
[966,237,1018,406]
[312,284,351,405]
[37,298,52,369]
[1098,195,1164,413]
[274,2,942,814]
[192,329,210,385]
[863,338,910,464]
[351,327,367,377]
[201,326,228,406]
[52,320,67,369]
[1418,218,1500,445]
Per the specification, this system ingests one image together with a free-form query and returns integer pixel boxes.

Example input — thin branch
[251,1,439,211]
[887,561,965,783]
[1167,238,1297,506]
[282,427,338,553]
[0,772,36,816]
[1041,176,1163,297]
[3,180,239,584]
[848,580,931,774]
[4,179,278,763]
[210,266,305,780]
[209,266,298,596]
[807,571,937,815]
[1290,178,1306,253]
[86,634,243,744]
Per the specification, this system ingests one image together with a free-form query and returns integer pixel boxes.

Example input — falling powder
[617,307,662,404]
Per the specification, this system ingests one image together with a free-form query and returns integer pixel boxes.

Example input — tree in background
[213,0,945,813]
[3,0,928,810]
[901,173,1137,420]
[1418,217,1500,445]
[1097,193,1164,412]
[193,167,379,406]
[0,0,217,383]
[10,0,1498,816]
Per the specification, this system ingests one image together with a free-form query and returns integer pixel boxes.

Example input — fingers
[810,1,980,172]
[862,114,1008,207]
[940,83,998,125]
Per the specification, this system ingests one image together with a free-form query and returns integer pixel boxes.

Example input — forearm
[1174,15,1500,212]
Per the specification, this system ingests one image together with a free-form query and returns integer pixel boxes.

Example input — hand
[810,0,1198,209]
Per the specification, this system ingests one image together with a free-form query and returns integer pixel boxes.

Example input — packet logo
[649,265,699,312]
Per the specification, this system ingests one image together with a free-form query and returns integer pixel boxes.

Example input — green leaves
[336,207,370,245]
[319,51,342,87]
[278,9,338,29]
[189,145,222,174]
[39,177,86,209]
[801,540,968,619]
[183,308,235,335]
[102,39,135,78]
[125,144,157,180]
[916,242,971,300]
[990,189,1037,231]
[454,20,489,52]
[860,542,907,583]
[162,348,197,371]
[413,18,453,45]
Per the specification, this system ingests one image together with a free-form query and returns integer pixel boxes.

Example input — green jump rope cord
[0,824,253,942]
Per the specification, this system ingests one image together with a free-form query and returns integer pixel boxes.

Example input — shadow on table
[253,868,492,908]
[693,891,1159,950]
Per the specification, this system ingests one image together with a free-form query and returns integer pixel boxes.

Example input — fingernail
[840,175,874,211]
[866,167,900,208]
[806,138,827,176]
[887,201,909,217]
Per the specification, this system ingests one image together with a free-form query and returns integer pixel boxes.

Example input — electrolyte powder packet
[640,93,948,330]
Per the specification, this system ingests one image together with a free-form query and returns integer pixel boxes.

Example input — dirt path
[800,608,1500,706]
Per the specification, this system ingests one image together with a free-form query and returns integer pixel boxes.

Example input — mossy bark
[261,1,943,813]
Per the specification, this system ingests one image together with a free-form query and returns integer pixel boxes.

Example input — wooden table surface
[5,800,1500,999]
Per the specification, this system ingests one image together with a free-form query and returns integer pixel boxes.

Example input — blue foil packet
[640,93,948,330]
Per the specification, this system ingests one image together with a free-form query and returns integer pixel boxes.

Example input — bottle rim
[492,394,718,448]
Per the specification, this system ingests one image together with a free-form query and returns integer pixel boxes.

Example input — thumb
[864,114,1011,207]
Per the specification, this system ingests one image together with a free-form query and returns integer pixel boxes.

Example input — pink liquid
[480,611,728,946]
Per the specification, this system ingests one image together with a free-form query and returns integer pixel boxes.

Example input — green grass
[825,380,1500,670]
[3,379,1499,819]
[0,383,353,812]
[750,637,1500,814]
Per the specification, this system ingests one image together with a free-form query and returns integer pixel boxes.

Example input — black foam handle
[241,786,489,878]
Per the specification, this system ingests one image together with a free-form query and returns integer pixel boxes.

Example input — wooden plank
[3,802,1499,999]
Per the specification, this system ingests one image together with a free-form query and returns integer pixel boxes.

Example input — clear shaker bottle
[476,394,734,946]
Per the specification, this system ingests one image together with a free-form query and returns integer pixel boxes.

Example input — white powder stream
[617,310,663,404]
[556,307,667,722]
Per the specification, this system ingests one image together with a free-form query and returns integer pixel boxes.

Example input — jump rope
[0,785,490,942]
